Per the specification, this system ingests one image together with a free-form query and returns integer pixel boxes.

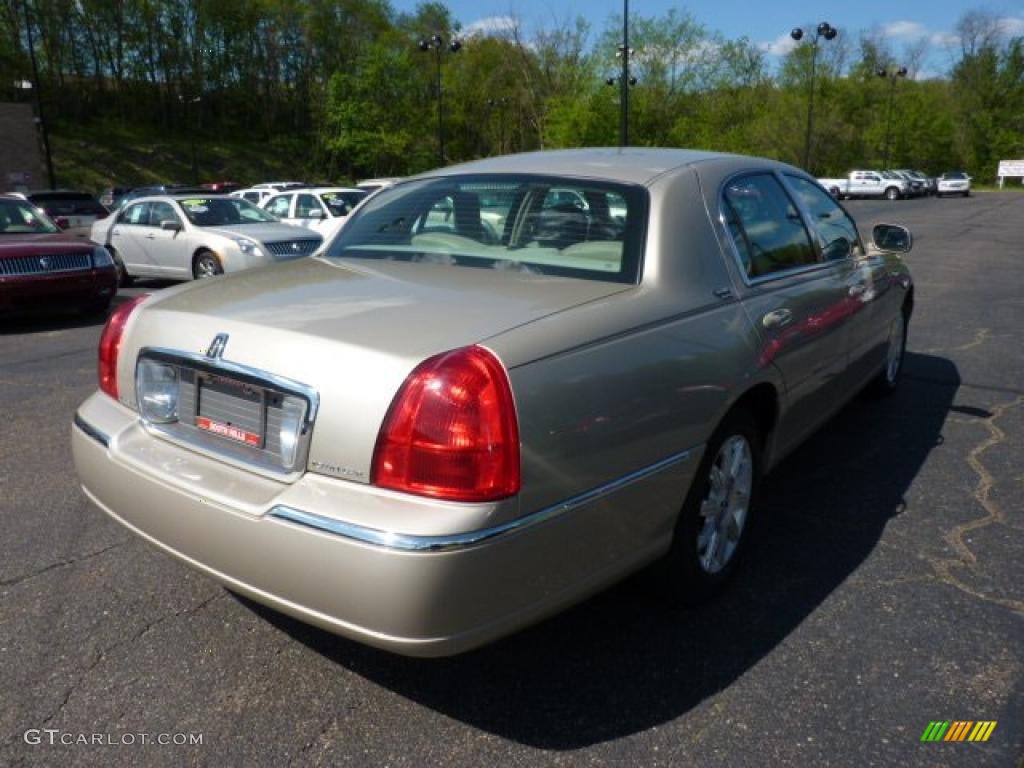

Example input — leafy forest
[1,1,1022,185]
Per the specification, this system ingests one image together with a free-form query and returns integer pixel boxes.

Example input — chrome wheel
[194,252,222,279]
[885,313,906,384]
[696,434,753,574]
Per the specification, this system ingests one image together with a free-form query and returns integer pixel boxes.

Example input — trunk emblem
[39,256,51,270]
[206,333,229,359]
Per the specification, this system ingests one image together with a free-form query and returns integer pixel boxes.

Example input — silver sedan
[91,194,322,284]
[72,149,914,656]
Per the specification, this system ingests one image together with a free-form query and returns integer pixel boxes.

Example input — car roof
[269,187,364,196]
[425,148,747,186]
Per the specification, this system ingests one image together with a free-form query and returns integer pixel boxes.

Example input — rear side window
[722,174,817,279]
[121,202,150,225]
[326,175,646,284]
[295,194,321,218]
[265,195,292,218]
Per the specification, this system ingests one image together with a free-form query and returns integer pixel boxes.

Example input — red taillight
[98,295,148,400]
[371,345,520,502]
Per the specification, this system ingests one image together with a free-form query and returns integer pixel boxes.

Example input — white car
[260,187,368,241]
[93,195,322,283]
[356,177,402,195]
[937,172,971,197]
[231,188,277,206]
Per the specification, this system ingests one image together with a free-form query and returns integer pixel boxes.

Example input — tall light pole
[21,0,55,189]
[419,34,462,167]
[790,21,837,172]
[604,0,636,147]
[877,66,907,169]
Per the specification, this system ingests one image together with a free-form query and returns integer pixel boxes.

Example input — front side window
[722,173,817,279]
[784,175,863,261]
[325,175,646,284]
[321,191,366,217]
[295,194,322,218]
[149,202,181,228]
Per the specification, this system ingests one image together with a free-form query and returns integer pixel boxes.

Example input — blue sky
[395,0,1024,77]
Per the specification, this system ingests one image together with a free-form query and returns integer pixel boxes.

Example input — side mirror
[160,220,182,232]
[54,216,70,230]
[872,223,912,253]
[307,209,324,219]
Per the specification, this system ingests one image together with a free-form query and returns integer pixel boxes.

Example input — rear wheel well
[727,383,778,448]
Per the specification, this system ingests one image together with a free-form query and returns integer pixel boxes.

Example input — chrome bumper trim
[270,448,694,552]
[73,413,110,448]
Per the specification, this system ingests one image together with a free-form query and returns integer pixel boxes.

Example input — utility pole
[21,0,55,189]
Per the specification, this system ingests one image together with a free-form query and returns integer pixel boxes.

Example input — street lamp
[877,66,908,169]
[419,34,462,167]
[21,0,55,189]
[790,21,838,172]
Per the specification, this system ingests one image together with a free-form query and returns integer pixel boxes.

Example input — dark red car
[0,195,118,315]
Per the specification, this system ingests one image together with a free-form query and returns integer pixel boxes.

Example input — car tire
[885,187,901,201]
[110,247,133,287]
[665,407,762,605]
[869,309,909,397]
[193,250,223,279]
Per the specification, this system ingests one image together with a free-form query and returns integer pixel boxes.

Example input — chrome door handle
[848,282,867,297]
[111,229,120,236]
[145,233,156,240]
[762,308,793,329]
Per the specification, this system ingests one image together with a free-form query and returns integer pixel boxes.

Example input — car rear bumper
[72,392,695,656]
[0,267,117,311]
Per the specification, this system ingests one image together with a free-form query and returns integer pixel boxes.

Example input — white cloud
[999,16,1024,36]
[759,33,798,57]
[462,15,518,38]
[881,21,928,39]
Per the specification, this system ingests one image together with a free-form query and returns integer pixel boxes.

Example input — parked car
[99,186,131,210]
[231,187,277,206]
[90,186,215,250]
[356,177,402,195]
[202,181,242,194]
[909,170,936,196]
[816,170,909,200]
[889,170,926,197]
[19,190,110,236]
[253,181,305,191]
[260,187,368,241]
[0,194,117,314]
[72,148,915,657]
[93,194,322,283]
[937,172,971,197]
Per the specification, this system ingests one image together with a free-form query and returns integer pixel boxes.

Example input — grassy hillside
[49,120,323,194]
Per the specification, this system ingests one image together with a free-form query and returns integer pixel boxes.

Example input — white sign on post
[996,160,1024,187]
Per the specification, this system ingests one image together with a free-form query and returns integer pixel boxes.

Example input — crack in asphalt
[0,540,131,589]
[929,395,1024,615]
[288,715,337,767]
[919,327,991,355]
[28,592,226,735]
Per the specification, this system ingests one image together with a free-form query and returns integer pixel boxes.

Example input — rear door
[720,172,855,454]
[109,202,155,275]
[264,194,294,224]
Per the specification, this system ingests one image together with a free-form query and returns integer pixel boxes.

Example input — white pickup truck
[816,170,910,201]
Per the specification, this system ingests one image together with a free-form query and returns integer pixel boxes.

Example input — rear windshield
[31,195,107,216]
[325,175,646,284]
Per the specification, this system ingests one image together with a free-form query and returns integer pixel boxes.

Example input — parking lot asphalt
[1,193,1022,767]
